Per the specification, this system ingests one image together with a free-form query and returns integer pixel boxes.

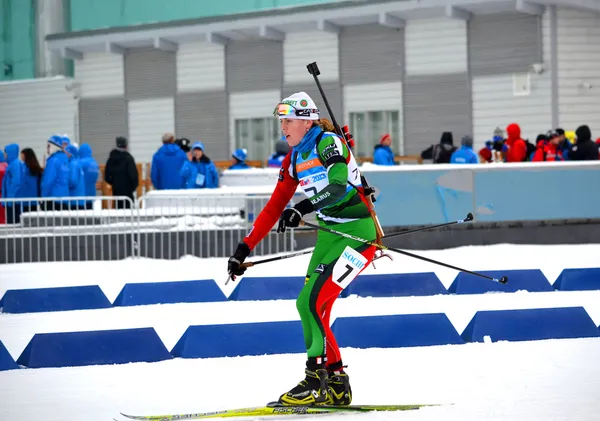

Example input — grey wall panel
[340,24,404,84]
[403,73,472,156]
[175,91,229,160]
[282,82,342,124]
[125,48,177,99]
[78,98,128,163]
[226,40,283,92]
[469,12,542,76]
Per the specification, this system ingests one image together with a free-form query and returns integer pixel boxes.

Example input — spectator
[532,132,563,162]
[0,152,7,224]
[175,137,192,154]
[373,134,396,166]
[596,137,600,159]
[65,144,86,210]
[105,136,139,209]
[78,144,99,210]
[180,142,219,189]
[267,138,290,168]
[450,135,478,164]
[503,123,527,162]
[420,132,456,164]
[229,148,250,170]
[530,134,548,161]
[151,132,187,190]
[569,125,598,161]
[19,148,43,214]
[478,141,493,163]
[41,135,70,210]
[1,144,23,223]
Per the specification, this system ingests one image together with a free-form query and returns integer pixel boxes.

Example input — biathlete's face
[281,118,312,147]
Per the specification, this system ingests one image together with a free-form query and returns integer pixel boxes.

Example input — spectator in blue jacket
[451,135,479,164]
[19,148,43,214]
[78,144,99,209]
[373,133,396,166]
[41,135,71,210]
[229,148,250,170]
[2,144,23,223]
[65,144,86,209]
[180,142,219,189]
[267,138,290,168]
[151,132,187,189]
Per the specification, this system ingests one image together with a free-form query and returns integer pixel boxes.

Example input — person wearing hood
[64,143,86,209]
[373,134,396,166]
[0,152,7,224]
[105,136,139,208]
[267,137,291,168]
[180,142,219,189]
[420,132,457,164]
[228,92,377,407]
[78,144,99,209]
[41,135,70,210]
[229,148,251,170]
[151,132,187,189]
[503,123,527,162]
[450,135,478,164]
[532,132,563,162]
[1,144,24,223]
[568,125,598,161]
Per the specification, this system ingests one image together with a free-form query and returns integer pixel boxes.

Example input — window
[234,118,280,161]
[349,110,402,158]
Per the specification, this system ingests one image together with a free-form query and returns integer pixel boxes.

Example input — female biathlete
[227,92,378,407]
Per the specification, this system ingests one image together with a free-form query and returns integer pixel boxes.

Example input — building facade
[5,0,600,164]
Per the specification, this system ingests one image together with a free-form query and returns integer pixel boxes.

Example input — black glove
[277,199,314,233]
[228,241,251,280]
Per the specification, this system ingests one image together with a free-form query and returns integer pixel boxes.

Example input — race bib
[332,246,368,290]
[195,173,205,187]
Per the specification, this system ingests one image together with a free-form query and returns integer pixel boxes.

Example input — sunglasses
[274,103,319,117]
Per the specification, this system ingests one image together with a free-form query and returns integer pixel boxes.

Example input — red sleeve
[243,151,298,250]
[531,148,543,162]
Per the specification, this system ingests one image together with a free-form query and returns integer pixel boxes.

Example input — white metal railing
[0,192,298,264]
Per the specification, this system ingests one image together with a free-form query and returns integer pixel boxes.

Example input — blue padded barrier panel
[0,286,111,314]
[113,280,227,306]
[332,313,464,348]
[171,321,305,358]
[16,327,172,368]
[448,269,553,294]
[228,277,305,301]
[461,307,600,343]
[341,272,447,298]
[553,268,600,291]
[0,340,18,371]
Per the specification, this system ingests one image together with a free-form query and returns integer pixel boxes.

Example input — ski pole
[382,213,474,240]
[300,220,508,284]
[229,213,475,276]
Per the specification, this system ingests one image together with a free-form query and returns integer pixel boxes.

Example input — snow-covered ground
[1,243,600,420]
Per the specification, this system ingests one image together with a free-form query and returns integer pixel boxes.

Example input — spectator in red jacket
[503,123,527,162]
[532,132,563,162]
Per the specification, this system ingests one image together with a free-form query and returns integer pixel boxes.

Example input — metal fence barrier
[0,193,298,264]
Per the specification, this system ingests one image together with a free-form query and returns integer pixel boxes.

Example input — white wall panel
[405,18,467,76]
[75,53,124,98]
[284,31,338,84]
[0,77,77,162]
[556,8,600,135]
[471,10,552,148]
[177,42,225,92]
[128,98,175,164]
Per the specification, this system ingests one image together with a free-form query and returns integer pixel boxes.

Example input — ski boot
[277,358,330,406]
[326,365,352,406]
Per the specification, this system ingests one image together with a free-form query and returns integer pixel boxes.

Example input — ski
[120,403,434,420]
